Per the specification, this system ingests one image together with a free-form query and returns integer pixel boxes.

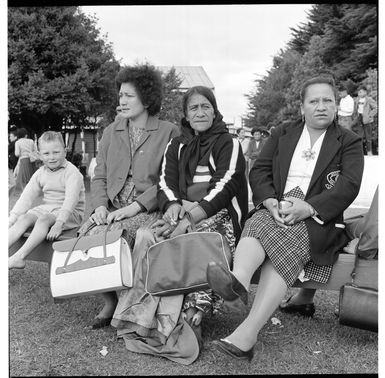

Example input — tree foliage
[8,7,120,135]
[244,3,377,129]
[159,67,184,126]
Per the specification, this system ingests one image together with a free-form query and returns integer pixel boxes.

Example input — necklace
[301,148,316,161]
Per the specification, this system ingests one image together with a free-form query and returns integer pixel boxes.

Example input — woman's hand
[151,219,176,239]
[90,206,109,225]
[279,197,314,225]
[107,202,141,223]
[263,198,287,228]
[163,203,185,226]
[170,217,192,238]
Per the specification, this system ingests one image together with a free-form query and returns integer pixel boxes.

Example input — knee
[35,214,54,227]
[16,213,34,227]
[238,237,265,256]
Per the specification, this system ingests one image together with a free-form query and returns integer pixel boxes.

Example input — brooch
[301,148,316,161]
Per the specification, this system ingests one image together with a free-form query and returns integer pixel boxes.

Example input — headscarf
[177,111,228,199]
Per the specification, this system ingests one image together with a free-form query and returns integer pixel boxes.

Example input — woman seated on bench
[110,85,248,364]
[280,185,378,317]
[77,63,180,329]
[8,131,85,269]
[206,75,364,361]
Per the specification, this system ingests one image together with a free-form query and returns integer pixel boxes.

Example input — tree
[159,67,184,126]
[244,48,300,129]
[283,35,331,121]
[289,3,377,82]
[8,7,120,135]
[245,3,377,129]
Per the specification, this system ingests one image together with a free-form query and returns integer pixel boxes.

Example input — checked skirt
[242,186,333,287]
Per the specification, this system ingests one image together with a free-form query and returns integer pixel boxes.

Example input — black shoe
[206,262,248,305]
[91,316,112,329]
[212,339,254,362]
[279,296,315,317]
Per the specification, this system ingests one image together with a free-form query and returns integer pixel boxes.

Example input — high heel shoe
[212,339,254,361]
[206,262,248,305]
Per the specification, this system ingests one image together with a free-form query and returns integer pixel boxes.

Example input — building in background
[157,66,215,92]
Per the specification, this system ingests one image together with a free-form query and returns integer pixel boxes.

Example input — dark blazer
[249,119,364,265]
[353,95,377,124]
[246,138,266,168]
[92,116,180,213]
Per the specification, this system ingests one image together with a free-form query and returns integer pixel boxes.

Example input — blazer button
[139,150,144,154]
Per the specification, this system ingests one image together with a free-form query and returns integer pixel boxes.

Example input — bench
[9,227,378,292]
[8,227,80,264]
[250,252,378,290]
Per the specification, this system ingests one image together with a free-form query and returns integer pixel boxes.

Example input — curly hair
[251,127,262,136]
[115,63,164,116]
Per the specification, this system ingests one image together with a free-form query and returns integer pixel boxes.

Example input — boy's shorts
[27,205,82,230]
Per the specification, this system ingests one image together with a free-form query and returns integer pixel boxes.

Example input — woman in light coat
[78,63,179,329]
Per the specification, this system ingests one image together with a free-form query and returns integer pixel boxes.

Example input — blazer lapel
[307,123,341,193]
[278,123,303,191]
[135,116,159,152]
[116,118,131,152]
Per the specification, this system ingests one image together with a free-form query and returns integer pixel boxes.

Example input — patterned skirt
[78,175,161,246]
[242,186,333,287]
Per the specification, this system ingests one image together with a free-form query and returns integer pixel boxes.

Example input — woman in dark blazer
[206,76,364,361]
[78,63,179,329]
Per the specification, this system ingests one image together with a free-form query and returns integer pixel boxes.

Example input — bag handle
[61,221,114,269]
[349,233,363,285]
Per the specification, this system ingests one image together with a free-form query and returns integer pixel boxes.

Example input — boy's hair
[38,131,65,150]
[16,127,28,139]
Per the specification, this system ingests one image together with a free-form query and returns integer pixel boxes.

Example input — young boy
[8,131,85,269]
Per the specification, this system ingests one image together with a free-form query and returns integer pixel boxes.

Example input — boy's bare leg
[8,213,38,247]
[9,214,56,269]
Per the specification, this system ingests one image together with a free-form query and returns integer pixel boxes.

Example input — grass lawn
[8,179,378,376]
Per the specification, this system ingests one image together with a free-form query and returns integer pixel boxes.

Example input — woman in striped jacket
[158,86,248,242]
[111,86,248,364]
[155,85,249,326]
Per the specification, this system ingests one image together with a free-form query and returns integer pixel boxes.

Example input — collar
[115,115,159,132]
[43,159,68,172]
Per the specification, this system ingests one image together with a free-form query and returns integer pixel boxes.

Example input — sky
[81,4,313,127]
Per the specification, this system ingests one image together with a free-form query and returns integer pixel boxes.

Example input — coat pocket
[306,218,349,266]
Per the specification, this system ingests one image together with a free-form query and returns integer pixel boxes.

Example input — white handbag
[50,225,133,299]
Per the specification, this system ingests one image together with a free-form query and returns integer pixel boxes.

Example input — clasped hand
[152,203,192,239]
[278,197,313,226]
[264,197,313,227]
[151,217,192,239]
